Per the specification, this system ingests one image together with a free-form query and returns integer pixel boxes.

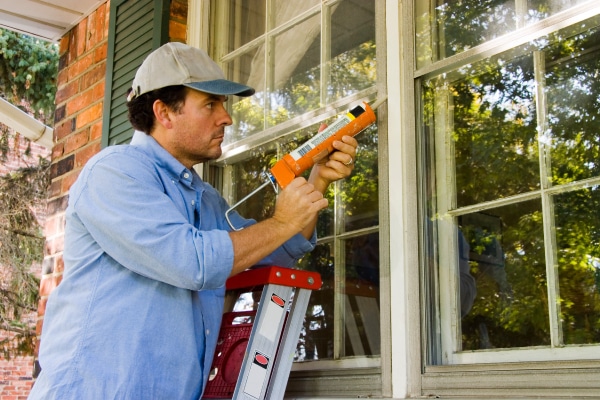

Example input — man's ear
[153,99,173,129]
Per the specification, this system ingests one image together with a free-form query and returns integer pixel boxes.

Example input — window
[419,0,600,367]
[207,0,383,391]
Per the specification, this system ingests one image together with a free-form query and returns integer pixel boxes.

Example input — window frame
[195,0,392,396]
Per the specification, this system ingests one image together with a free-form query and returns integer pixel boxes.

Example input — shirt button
[206,329,210,335]
[191,200,196,206]
[183,172,190,179]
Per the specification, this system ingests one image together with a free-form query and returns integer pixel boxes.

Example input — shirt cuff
[199,229,234,289]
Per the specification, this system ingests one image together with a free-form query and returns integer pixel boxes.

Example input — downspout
[0,97,53,149]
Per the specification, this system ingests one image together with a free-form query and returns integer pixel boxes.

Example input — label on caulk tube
[288,105,366,161]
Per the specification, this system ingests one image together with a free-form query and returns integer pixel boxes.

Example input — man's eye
[206,102,214,109]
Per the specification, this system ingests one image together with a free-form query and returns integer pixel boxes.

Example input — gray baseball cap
[127,42,255,101]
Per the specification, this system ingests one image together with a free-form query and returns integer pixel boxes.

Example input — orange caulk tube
[270,102,376,188]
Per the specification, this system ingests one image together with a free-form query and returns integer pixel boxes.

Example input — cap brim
[184,79,255,97]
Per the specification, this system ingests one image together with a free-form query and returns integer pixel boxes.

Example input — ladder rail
[265,287,312,400]
[203,266,321,400]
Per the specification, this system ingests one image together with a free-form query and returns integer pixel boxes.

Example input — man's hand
[229,177,328,275]
[273,177,328,232]
[308,126,359,193]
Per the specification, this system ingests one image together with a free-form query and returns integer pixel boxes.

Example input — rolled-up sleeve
[69,151,234,290]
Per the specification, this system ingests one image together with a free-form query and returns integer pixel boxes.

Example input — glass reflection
[213,0,376,145]
[424,52,541,208]
[429,0,593,62]
[273,0,319,26]
[340,124,379,233]
[328,1,376,103]
[296,242,335,361]
[343,234,380,357]
[224,50,265,145]
[554,186,600,345]
[220,0,265,52]
[458,200,550,350]
[435,0,517,58]
[543,26,600,185]
[272,14,322,119]
[527,0,593,24]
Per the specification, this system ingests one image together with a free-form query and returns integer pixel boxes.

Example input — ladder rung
[226,265,322,291]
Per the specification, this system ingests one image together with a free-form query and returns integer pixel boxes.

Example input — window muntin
[209,0,380,366]
[421,13,600,363]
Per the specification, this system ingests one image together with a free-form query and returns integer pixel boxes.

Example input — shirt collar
[130,131,196,185]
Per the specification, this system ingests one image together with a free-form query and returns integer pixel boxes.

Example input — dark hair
[126,85,188,133]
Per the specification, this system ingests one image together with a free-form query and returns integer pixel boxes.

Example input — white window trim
[386,0,422,398]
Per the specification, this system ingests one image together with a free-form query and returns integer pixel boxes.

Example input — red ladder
[203,266,322,400]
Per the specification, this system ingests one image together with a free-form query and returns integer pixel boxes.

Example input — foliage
[0,29,57,359]
[0,28,58,117]
[425,8,600,350]
[0,160,49,358]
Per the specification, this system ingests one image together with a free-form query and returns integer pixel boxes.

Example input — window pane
[211,0,381,370]
[419,0,593,66]
[344,234,380,356]
[220,0,266,52]
[223,51,265,145]
[527,0,592,23]
[328,1,376,104]
[459,201,550,350]
[296,242,335,361]
[543,27,600,185]
[273,0,319,26]
[424,53,541,209]
[341,124,379,232]
[555,186,600,345]
[271,14,322,119]
[435,0,517,59]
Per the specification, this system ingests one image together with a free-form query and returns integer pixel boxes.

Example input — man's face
[162,89,233,168]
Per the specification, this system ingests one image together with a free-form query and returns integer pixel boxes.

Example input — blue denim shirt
[29,132,315,400]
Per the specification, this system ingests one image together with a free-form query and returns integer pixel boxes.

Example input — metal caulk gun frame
[225,96,387,231]
[225,171,279,231]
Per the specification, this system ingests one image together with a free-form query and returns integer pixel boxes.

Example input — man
[29,42,357,399]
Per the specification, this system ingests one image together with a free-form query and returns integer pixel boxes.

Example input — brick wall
[0,356,37,399]
[0,133,51,175]
[30,0,188,394]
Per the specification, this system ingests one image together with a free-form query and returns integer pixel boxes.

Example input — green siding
[101,0,170,147]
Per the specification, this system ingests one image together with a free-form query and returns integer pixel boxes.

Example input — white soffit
[0,0,106,42]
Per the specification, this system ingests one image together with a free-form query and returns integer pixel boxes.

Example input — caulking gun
[225,97,386,231]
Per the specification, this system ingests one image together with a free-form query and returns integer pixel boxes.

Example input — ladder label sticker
[257,293,285,342]
[243,351,270,399]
